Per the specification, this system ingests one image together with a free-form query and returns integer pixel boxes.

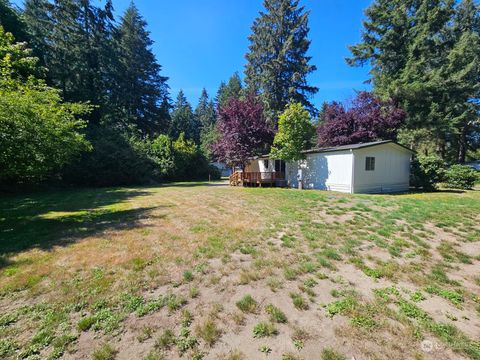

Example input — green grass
[290,292,309,310]
[92,343,117,360]
[265,304,287,323]
[1,185,480,359]
[236,294,258,313]
[253,322,277,338]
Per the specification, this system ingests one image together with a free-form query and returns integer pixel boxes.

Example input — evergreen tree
[111,3,170,136]
[23,0,53,64]
[24,0,115,121]
[0,0,29,42]
[195,88,216,128]
[169,90,199,143]
[348,0,480,162]
[244,0,318,118]
[347,0,419,96]
[216,72,243,109]
[195,88,218,160]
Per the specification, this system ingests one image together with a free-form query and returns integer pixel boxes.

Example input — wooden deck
[229,171,286,187]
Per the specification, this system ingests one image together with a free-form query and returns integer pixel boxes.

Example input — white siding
[286,151,353,193]
[352,143,411,193]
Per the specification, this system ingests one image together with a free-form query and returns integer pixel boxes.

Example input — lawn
[1,183,479,360]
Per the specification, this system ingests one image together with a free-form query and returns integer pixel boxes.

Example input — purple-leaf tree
[317,92,405,146]
[212,94,274,168]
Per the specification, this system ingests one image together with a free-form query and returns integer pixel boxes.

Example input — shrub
[410,155,446,190]
[444,165,476,190]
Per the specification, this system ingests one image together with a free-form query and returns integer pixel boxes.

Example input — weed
[92,343,117,360]
[293,339,304,350]
[195,318,221,346]
[0,339,17,358]
[325,297,356,317]
[236,294,258,313]
[410,291,426,303]
[189,286,199,298]
[291,327,310,342]
[143,349,165,360]
[259,345,272,354]
[253,322,277,338]
[267,277,283,292]
[397,300,430,321]
[176,327,198,354]
[321,348,346,360]
[425,285,463,306]
[231,311,246,325]
[137,325,156,342]
[77,316,96,331]
[351,315,376,329]
[284,266,298,280]
[282,353,303,360]
[290,293,309,310]
[183,270,194,282]
[181,309,194,327]
[320,247,342,261]
[303,277,317,288]
[265,304,287,323]
[155,329,176,350]
[0,312,17,327]
[218,350,245,360]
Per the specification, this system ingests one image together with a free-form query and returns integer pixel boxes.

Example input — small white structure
[243,140,414,193]
[287,140,413,193]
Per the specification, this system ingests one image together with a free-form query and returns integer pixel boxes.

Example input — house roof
[301,140,414,155]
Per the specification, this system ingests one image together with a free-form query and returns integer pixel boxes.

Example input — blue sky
[14,0,373,108]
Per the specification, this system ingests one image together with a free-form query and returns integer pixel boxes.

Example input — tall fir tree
[0,0,29,42]
[24,0,115,121]
[23,0,53,65]
[348,0,480,162]
[169,90,199,143]
[216,72,243,109]
[244,0,318,118]
[195,88,218,160]
[111,3,170,135]
[195,88,216,128]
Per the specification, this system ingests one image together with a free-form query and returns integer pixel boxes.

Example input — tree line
[1,0,479,191]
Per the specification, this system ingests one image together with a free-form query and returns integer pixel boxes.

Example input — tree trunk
[457,125,467,164]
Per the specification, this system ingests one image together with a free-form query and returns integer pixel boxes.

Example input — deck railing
[229,171,285,186]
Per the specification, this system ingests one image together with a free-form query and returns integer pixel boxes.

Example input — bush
[62,126,156,186]
[444,165,477,190]
[62,128,220,187]
[410,155,446,190]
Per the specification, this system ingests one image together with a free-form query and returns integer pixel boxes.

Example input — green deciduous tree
[0,27,91,186]
[270,102,314,161]
[245,0,318,119]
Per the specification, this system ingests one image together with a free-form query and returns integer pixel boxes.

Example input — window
[365,157,375,171]
[263,159,269,169]
[275,160,286,172]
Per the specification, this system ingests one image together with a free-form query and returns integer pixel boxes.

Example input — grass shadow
[0,187,164,265]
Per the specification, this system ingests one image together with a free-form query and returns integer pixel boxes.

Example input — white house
[239,140,413,194]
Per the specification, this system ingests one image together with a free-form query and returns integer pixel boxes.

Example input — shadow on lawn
[159,181,228,188]
[0,188,166,266]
